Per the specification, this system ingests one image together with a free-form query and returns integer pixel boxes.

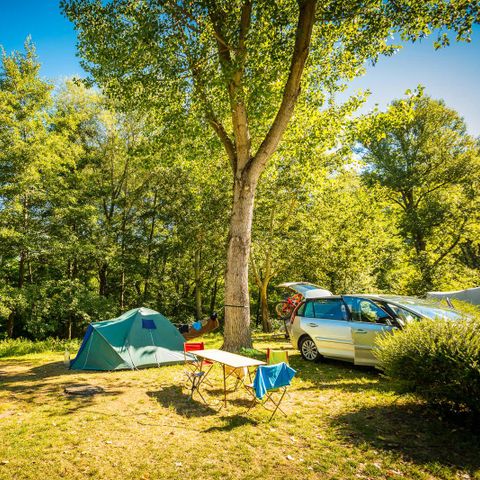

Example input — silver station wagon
[289,294,462,366]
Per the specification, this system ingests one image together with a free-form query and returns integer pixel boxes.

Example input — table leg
[223,364,227,407]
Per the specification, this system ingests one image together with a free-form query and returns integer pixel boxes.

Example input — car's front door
[343,296,395,366]
[302,298,353,360]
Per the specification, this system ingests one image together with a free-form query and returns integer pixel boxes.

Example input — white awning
[427,287,480,306]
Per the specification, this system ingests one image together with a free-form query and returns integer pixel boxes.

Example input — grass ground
[1,333,479,480]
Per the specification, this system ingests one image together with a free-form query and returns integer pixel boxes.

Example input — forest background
[1,38,479,341]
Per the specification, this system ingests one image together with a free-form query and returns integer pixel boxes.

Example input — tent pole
[125,338,137,370]
[150,330,160,367]
[83,334,94,370]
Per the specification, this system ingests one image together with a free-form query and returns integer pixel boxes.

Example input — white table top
[192,349,266,368]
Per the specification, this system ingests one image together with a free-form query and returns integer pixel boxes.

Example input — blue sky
[1,0,479,136]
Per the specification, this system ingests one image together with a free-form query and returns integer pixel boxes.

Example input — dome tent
[70,307,186,371]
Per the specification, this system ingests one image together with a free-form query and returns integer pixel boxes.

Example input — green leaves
[356,91,480,293]
[376,311,480,415]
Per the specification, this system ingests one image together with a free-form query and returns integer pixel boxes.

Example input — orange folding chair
[183,342,213,401]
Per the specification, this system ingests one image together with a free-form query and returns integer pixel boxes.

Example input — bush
[0,337,80,358]
[23,280,117,340]
[376,315,480,416]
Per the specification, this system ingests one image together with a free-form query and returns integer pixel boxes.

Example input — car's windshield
[387,304,421,326]
[393,299,462,321]
[407,305,462,321]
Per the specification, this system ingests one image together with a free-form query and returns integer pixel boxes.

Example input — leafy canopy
[62,0,480,167]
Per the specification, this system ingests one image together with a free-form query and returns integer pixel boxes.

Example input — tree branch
[206,111,237,172]
[432,217,469,269]
[251,0,317,176]
[166,2,234,51]
[173,17,237,173]
[250,250,263,289]
[210,2,252,172]
[414,179,453,208]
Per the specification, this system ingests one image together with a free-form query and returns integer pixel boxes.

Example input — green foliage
[376,315,480,415]
[23,280,117,340]
[1,30,479,343]
[356,90,480,293]
[0,42,230,338]
[61,0,480,350]
[61,0,480,136]
[0,337,80,357]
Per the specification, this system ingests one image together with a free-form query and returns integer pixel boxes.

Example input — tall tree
[62,0,479,350]
[357,90,480,292]
[251,93,365,332]
[0,41,59,336]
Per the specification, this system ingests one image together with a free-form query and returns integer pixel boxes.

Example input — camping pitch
[70,307,186,371]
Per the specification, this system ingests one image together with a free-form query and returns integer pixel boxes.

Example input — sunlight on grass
[1,333,479,480]
[0,338,80,358]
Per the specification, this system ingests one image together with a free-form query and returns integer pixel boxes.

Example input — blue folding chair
[246,362,296,421]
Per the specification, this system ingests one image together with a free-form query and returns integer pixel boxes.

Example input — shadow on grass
[0,360,122,412]
[147,385,219,418]
[204,414,258,432]
[332,402,480,474]
[288,356,398,395]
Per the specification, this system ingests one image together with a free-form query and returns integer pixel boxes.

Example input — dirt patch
[64,384,105,396]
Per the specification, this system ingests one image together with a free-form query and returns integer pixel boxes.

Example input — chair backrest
[184,342,205,352]
[253,362,296,399]
[266,349,289,365]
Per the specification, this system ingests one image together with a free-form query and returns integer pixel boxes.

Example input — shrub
[0,337,80,358]
[376,315,480,415]
[23,280,117,340]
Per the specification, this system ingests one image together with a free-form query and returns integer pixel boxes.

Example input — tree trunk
[99,263,108,297]
[6,312,15,338]
[210,275,218,314]
[212,0,316,351]
[260,282,272,333]
[18,251,26,288]
[143,191,158,303]
[413,233,427,256]
[28,260,33,284]
[67,315,73,340]
[194,249,202,320]
[155,251,168,307]
[120,270,125,310]
[251,254,273,333]
[222,174,257,351]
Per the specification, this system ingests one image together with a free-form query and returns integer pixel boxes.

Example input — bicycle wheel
[275,301,292,320]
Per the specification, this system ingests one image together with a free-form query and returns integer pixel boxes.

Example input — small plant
[376,314,480,416]
[240,347,264,359]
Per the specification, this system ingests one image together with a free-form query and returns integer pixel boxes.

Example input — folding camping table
[192,349,266,407]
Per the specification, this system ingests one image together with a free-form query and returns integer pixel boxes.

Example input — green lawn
[0,334,479,480]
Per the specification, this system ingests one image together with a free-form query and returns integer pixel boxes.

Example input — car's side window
[296,302,306,317]
[343,297,391,324]
[304,301,315,318]
[310,299,348,321]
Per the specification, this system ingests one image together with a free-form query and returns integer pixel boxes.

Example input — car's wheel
[299,335,320,362]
